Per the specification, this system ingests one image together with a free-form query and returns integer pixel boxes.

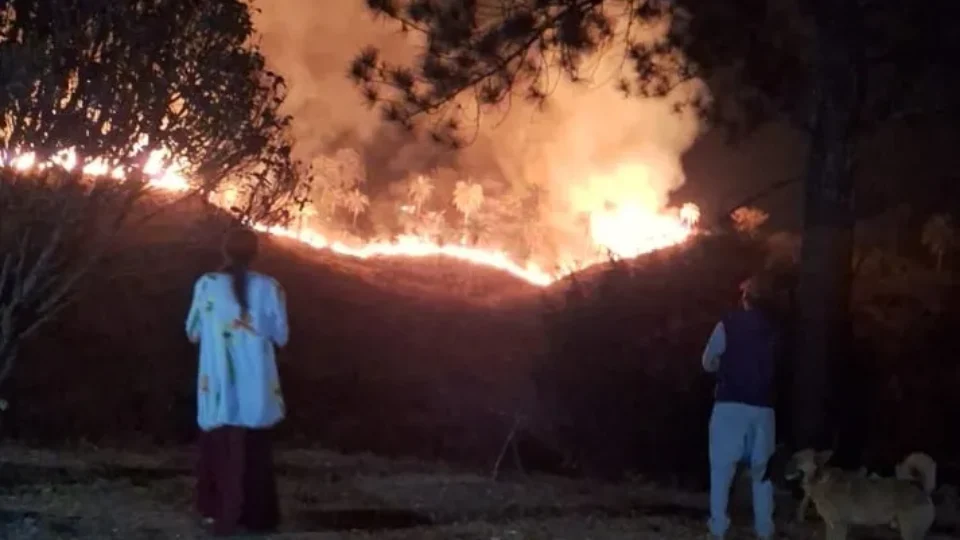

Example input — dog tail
[896,452,937,494]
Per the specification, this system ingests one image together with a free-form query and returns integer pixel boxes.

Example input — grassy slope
[10,197,547,463]
[2,197,780,473]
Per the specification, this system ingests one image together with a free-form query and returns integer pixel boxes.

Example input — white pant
[707,402,776,538]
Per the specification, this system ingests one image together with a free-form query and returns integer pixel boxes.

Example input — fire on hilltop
[1,148,700,287]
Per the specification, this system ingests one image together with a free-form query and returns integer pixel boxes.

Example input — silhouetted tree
[1,0,299,189]
[731,206,770,238]
[310,148,366,224]
[0,0,306,395]
[419,210,446,240]
[453,179,484,227]
[408,174,435,215]
[343,188,371,227]
[353,0,960,450]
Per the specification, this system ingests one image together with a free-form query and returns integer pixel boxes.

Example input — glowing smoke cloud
[251,0,704,267]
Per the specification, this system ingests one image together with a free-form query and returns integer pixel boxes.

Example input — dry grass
[5,444,957,539]
[0,444,714,539]
[11,199,548,451]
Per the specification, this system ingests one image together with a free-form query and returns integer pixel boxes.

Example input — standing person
[185,227,289,536]
[701,276,779,540]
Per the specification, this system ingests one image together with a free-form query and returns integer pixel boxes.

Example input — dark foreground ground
[1,445,959,539]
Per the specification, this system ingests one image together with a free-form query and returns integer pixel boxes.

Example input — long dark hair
[221,228,259,317]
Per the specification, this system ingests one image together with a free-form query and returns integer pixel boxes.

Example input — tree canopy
[0,0,307,393]
[353,0,959,146]
[0,0,300,196]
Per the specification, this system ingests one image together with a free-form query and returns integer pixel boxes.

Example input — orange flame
[1,149,699,287]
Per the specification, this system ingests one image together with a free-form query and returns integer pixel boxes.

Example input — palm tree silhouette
[343,188,370,228]
[453,180,484,226]
[407,175,434,215]
[421,210,446,240]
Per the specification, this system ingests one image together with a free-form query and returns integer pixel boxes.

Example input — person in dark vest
[702,276,779,540]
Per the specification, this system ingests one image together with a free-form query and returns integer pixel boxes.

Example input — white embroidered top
[185,271,288,431]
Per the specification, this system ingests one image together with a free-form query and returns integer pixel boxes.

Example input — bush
[0,170,146,400]
[532,230,960,482]
[532,234,768,482]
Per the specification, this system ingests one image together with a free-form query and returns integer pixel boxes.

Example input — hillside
[0,195,785,475]
[8,197,547,465]
[8,192,959,485]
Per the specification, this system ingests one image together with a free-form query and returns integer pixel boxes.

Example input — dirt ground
[0,444,956,539]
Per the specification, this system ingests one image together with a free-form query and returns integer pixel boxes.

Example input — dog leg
[824,522,848,540]
[898,525,927,540]
[795,493,810,523]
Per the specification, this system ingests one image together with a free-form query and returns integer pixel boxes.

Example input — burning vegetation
[3,0,708,288]
[3,146,701,286]
[246,0,708,282]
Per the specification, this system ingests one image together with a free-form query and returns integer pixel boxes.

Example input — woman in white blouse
[185,227,289,536]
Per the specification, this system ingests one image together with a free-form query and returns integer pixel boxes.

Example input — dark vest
[715,308,777,408]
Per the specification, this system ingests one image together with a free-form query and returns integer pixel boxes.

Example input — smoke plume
[252,0,704,262]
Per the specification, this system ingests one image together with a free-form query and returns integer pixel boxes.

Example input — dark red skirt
[195,426,280,536]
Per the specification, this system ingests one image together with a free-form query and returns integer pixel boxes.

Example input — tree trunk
[791,0,863,451]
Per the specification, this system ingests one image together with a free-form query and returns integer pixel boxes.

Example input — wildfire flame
[590,202,700,259]
[1,149,699,287]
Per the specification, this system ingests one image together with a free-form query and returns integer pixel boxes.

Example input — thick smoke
[253,0,703,261]
[251,1,415,155]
